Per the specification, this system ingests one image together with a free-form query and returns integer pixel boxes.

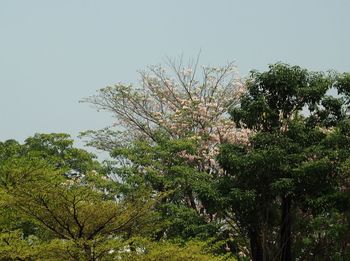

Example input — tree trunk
[280,195,292,261]
[249,229,264,261]
[83,243,94,261]
[186,189,200,215]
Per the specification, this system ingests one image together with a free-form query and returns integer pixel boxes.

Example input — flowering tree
[81,58,251,254]
[82,58,249,173]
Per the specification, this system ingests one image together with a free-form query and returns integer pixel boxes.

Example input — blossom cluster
[85,61,251,174]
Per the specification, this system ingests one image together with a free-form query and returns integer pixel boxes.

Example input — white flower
[182,68,193,76]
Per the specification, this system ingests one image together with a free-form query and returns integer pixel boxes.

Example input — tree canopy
[1,61,350,260]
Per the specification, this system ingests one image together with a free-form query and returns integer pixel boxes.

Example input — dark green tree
[218,63,350,260]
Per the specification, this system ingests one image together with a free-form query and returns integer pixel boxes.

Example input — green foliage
[0,134,157,261]
[2,63,350,260]
[110,135,221,241]
[231,63,330,131]
[121,239,236,261]
[219,63,350,260]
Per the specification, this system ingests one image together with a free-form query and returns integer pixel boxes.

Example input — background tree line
[1,59,350,260]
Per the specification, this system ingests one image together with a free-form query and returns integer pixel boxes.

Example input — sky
[1,0,349,149]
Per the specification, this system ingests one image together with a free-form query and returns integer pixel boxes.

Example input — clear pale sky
[1,0,349,146]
